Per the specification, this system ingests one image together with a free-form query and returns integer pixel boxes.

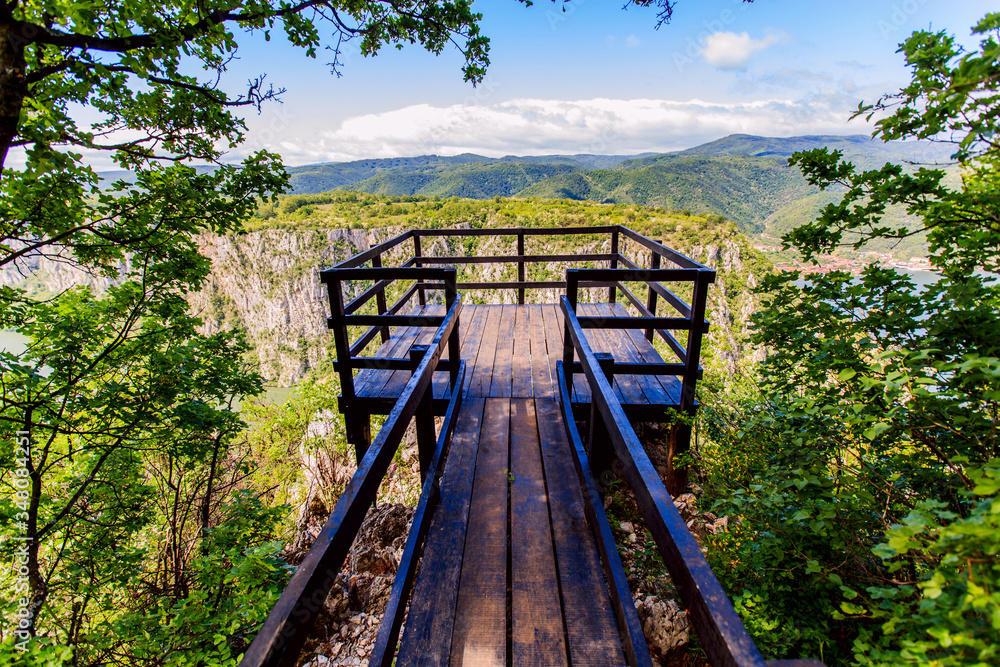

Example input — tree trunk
[0,19,27,172]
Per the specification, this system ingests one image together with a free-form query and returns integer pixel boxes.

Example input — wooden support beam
[517,232,525,305]
[413,234,426,305]
[372,253,390,343]
[587,352,616,477]
[609,228,619,303]
[410,345,436,483]
[646,245,661,341]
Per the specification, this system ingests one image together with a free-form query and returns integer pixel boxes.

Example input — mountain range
[97,134,954,256]
[283,135,953,245]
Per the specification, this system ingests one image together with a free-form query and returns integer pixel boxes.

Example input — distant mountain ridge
[96,134,953,255]
[283,152,655,195]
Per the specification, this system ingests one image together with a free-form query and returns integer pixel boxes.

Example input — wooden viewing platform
[241,227,824,667]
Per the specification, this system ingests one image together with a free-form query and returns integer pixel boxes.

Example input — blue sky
[222,1,998,164]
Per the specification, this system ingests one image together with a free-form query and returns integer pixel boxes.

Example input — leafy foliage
[700,14,1000,666]
[0,0,536,661]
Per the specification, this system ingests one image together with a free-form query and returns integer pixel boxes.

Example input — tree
[701,13,1000,666]
[0,0,485,661]
[0,0,706,662]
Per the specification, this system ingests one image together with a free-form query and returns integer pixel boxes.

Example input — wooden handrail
[555,359,654,667]
[408,252,615,264]
[240,295,463,667]
[330,230,414,269]
[618,226,703,269]
[413,225,618,237]
[368,360,467,666]
[559,296,769,667]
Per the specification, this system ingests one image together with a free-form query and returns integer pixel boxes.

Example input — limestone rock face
[188,228,403,385]
[297,503,416,667]
[1,225,767,383]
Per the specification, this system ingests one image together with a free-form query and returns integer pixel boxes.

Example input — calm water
[795,267,996,290]
[0,330,28,355]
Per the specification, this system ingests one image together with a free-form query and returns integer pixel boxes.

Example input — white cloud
[702,31,786,71]
[626,34,641,48]
[238,95,873,165]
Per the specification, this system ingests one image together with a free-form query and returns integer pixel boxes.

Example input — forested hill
[278,135,954,252]
[285,152,653,194]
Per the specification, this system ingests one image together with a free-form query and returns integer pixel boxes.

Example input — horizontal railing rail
[322,266,462,453]
[240,298,465,667]
[319,227,708,335]
[558,300,825,667]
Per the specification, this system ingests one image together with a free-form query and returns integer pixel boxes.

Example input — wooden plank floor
[354,304,681,407]
[397,396,626,667]
[356,304,675,665]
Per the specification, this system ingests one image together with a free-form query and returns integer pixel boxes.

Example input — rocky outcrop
[188,228,407,385]
[1,226,766,384]
[294,502,415,667]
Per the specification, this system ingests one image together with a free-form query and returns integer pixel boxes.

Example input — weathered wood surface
[397,398,485,667]
[345,303,696,666]
[449,398,509,666]
[352,304,680,407]
[399,395,638,667]
[510,398,567,666]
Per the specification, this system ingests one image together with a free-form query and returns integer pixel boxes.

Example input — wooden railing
[322,266,462,457]
[558,301,825,667]
[324,225,712,401]
[560,266,713,493]
[239,291,465,667]
[324,225,707,309]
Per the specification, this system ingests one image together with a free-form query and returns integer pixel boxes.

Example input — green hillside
[285,153,643,194]
[518,155,804,233]
[343,161,580,198]
[665,133,955,167]
[275,134,955,257]
[96,135,953,257]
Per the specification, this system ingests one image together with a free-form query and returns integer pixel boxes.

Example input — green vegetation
[277,135,956,259]
[699,15,1000,665]
[0,0,509,663]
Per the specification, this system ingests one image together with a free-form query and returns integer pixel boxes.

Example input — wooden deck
[245,229,816,667]
[354,303,681,410]
[347,304,679,665]
[397,396,626,666]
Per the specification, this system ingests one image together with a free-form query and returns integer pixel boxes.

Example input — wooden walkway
[245,229,823,667]
[348,304,675,666]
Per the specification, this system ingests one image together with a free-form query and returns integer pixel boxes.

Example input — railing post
[413,233,426,306]
[326,275,371,462]
[563,270,579,391]
[517,231,525,305]
[445,269,460,388]
[372,253,390,343]
[645,244,661,342]
[409,344,436,483]
[588,352,616,477]
[668,268,712,496]
[609,228,619,304]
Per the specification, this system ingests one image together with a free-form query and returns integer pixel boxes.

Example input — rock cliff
[2,226,766,384]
